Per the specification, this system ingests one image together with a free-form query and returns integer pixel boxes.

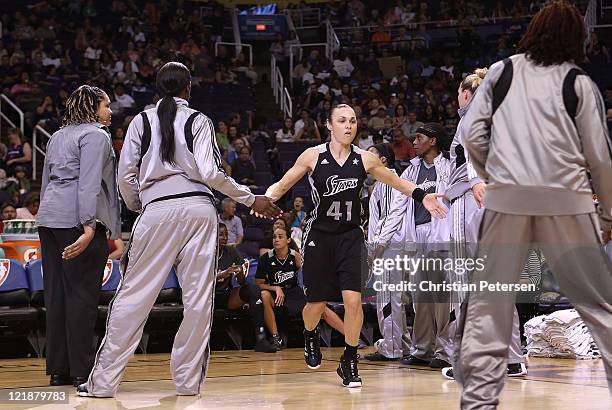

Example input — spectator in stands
[294,110,321,141]
[401,111,424,141]
[16,191,39,220]
[0,201,17,236]
[0,169,18,205]
[333,52,355,80]
[35,96,61,125]
[112,128,125,155]
[270,33,285,64]
[230,146,257,189]
[288,196,306,228]
[443,102,460,135]
[219,198,244,246]
[390,128,416,164]
[10,72,34,97]
[392,103,408,130]
[371,25,391,44]
[256,226,345,350]
[276,117,296,142]
[13,166,30,197]
[1,202,16,222]
[368,108,388,133]
[215,223,276,352]
[356,128,374,150]
[231,52,258,84]
[111,84,135,113]
[5,128,32,177]
[216,63,238,84]
[228,136,246,164]
[216,120,230,152]
[107,236,125,260]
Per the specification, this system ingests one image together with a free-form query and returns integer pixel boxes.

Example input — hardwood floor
[0,347,608,409]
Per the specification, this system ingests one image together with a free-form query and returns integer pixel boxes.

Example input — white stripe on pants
[375,248,411,359]
[87,196,218,396]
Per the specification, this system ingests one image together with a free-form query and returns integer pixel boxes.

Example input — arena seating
[0,259,41,356]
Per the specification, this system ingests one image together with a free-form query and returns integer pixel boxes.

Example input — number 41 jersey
[305,143,368,233]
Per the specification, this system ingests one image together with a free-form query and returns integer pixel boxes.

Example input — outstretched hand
[250,196,282,219]
[423,193,448,219]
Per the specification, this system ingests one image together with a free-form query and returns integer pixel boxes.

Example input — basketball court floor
[0,347,608,409]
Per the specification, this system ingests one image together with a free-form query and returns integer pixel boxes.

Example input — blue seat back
[101,259,121,291]
[0,259,29,292]
[25,259,44,293]
[162,268,180,290]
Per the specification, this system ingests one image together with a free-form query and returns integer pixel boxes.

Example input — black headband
[415,126,439,139]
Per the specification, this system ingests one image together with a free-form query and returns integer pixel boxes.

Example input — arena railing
[214,41,253,66]
[325,20,340,60]
[332,14,535,37]
[287,7,321,29]
[32,122,51,181]
[271,55,293,119]
[0,93,24,142]
[586,0,596,40]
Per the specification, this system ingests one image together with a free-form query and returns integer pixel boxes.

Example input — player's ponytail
[156,62,191,165]
[460,67,488,93]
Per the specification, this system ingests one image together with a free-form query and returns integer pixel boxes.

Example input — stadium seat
[141,268,184,353]
[24,259,44,308]
[0,259,41,356]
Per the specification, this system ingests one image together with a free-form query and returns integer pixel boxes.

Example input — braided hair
[156,62,191,165]
[62,85,107,127]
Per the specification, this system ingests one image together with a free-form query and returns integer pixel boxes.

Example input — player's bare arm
[264,147,319,202]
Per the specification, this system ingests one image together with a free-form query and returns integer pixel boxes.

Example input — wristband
[412,188,426,203]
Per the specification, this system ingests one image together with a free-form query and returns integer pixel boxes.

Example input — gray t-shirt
[414,161,437,226]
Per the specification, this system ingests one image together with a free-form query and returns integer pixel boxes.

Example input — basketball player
[457,1,612,408]
[256,226,344,349]
[442,69,527,379]
[215,223,277,353]
[373,123,453,369]
[78,62,280,397]
[365,143,411,362]
[264,104,448,388]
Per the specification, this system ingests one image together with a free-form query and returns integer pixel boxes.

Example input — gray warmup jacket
[463,53,612,231]
[119,97,255,211]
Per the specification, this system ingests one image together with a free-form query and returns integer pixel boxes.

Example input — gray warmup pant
[86,196,218,396]
[456,211,612,410]
[375,249,411,359]
[451,203,524,366]
[411,223,453,362]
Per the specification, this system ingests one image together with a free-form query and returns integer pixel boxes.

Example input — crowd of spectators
[0,0,263,232]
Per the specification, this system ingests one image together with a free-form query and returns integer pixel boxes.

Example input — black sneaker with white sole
[271,334,283,351]
[442,363,527,381]
[441,367,455,380]
[337,354,362,388]
[507,363,527,377]
[76,383,93,397]
[304,328,322,369]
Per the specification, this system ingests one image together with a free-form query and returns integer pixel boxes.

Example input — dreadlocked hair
[517,0,585,66]
[62,85,106,127]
